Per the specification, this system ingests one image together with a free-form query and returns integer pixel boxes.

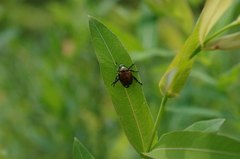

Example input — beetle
[111,63,142,88]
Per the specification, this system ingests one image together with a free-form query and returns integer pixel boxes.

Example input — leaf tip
[87,15,94,20]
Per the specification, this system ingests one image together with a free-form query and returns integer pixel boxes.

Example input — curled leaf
[199,0,233,46]
[159,21,199,98]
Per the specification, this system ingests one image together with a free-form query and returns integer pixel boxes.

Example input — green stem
[206,20,240,43]
[190,18,240,59]
[146,95,168,152]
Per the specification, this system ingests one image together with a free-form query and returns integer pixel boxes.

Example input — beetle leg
[111,75,120,86]
[128,63,135,69]
[114,62,119,70]
[132,76,143,85]
[129,64,139,72]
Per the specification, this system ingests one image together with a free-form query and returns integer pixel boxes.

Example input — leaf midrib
[125,89,145,150]
[91,18,115,64]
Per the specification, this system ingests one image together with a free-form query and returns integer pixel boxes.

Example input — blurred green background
[0,0,240,158]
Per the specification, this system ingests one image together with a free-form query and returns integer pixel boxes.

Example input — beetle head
[118,64,128,71]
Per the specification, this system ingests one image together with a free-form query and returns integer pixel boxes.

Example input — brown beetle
[111,64,142,88]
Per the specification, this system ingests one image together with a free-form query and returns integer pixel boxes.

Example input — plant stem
[190,18,240,59]
[205,20,240,44]
[146,95,168,152]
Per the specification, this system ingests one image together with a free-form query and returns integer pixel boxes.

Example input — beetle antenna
[114,62,119,70]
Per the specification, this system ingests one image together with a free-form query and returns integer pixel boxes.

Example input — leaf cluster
[77,0,240,159]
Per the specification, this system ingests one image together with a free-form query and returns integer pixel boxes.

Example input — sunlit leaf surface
[185,118,225,133]
[144,131,240,159]
[199,0,233,46]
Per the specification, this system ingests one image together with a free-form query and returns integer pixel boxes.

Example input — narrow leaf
[185,118,225,133]
[159,19,200,98]
[199,0,233,46]
[73,138,94,159]
[88,16,156,156]
[144,131,240,159]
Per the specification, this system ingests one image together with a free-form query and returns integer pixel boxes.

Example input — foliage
[86,0,240,159]
[1,0,240,159]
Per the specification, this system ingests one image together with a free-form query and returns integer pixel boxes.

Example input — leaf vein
[125,89,145,150]
[91,19,116,64]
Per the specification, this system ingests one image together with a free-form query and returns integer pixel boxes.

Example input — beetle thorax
[120,67,128,72]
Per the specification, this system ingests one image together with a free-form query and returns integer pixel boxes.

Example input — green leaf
[159,19,200,98]
[159,0,234,97]
[143,131,240,159]
[88,16,156,156]
[203,32,240,50]
[73,138,94,159]
[185,118,225,133]
[160,67,180,98]
[199,0,233,46]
